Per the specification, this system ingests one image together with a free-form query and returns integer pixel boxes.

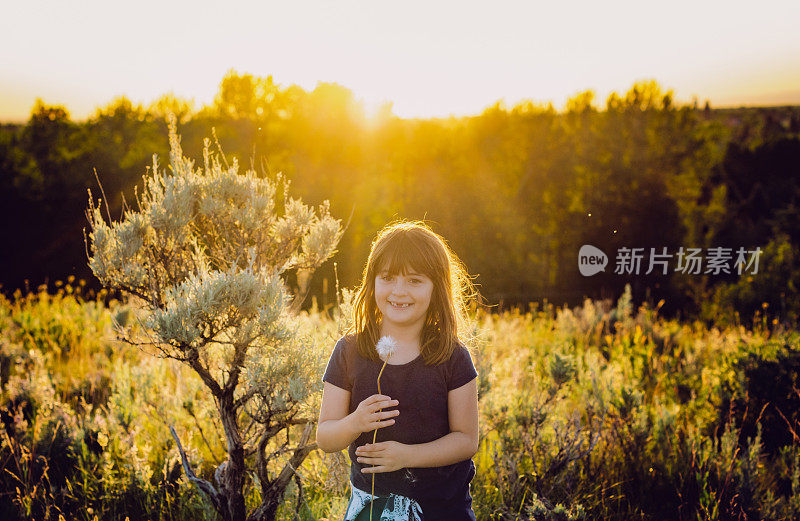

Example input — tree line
[1,72,799,325]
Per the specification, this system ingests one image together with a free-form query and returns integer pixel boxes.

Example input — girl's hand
[348,394,399,435]
[355,441,410,473]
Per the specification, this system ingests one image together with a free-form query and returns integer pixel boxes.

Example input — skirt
[342,481,424,521]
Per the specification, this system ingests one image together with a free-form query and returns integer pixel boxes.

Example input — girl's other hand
[349,394,399,434]
[356,441,409,473]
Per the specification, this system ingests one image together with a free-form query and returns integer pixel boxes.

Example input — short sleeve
[322,337,352,391]
[446,343,478,391]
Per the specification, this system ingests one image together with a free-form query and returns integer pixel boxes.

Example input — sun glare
[1,0,799,121]
[360,97,395,125]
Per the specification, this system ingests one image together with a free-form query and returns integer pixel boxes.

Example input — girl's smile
[375,270,433,331]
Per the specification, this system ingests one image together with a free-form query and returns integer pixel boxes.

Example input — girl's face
[374,267,434,334]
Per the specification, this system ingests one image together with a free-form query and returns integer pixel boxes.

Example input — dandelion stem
[370,357,389,521]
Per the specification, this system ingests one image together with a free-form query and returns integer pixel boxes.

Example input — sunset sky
[1,0,799,122]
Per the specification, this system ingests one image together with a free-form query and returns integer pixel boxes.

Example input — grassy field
[1,280,798,520]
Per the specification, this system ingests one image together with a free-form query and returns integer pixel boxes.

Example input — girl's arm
[316,383,360,452]
[316,382,400,453]
[356,378,479,471]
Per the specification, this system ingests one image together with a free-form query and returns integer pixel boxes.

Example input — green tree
[86,115,343,521]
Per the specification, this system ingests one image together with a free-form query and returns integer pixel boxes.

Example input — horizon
[3,75,799,126]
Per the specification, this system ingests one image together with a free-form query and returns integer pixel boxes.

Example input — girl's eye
[410,279,422,284]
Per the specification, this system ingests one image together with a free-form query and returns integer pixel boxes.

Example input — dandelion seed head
[376,335,398,360]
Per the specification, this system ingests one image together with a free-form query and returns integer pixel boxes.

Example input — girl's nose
[390,281,408,294]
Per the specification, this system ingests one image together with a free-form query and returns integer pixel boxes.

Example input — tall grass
[1,282,798,520]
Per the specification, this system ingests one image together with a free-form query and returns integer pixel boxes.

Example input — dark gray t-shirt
[322,333,478,519]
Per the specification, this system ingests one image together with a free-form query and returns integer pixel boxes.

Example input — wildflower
[370,335,397,520]
[376,335,398,361]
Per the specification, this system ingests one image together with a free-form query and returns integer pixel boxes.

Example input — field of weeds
[1,280,798,520]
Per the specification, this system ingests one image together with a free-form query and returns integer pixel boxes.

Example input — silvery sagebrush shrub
[85,114,342,521]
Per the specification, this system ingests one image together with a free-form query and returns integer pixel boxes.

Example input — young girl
[317,220,479,521]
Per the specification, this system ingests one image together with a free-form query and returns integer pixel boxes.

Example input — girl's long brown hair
[346,220,475,365]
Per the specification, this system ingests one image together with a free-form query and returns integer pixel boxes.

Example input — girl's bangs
[373,233,434,278]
